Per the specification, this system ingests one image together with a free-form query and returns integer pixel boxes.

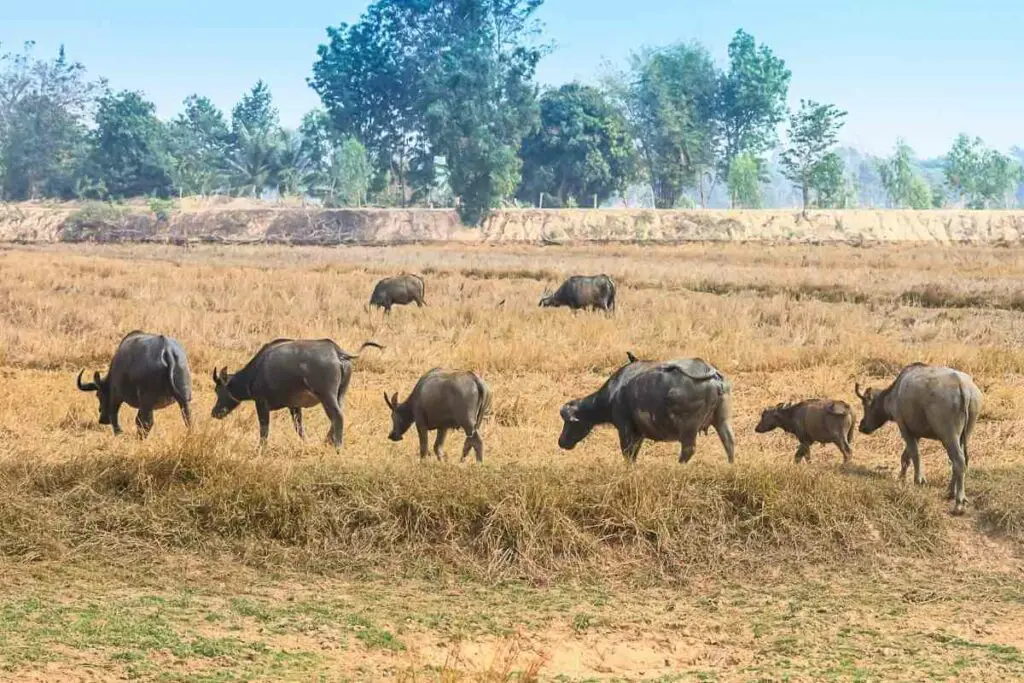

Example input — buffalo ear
[390,392,399,409]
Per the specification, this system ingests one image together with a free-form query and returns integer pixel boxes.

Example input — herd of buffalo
[75,272,981,515]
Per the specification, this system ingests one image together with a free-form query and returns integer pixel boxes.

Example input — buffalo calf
[755,399,855,464]
[385,369,491,462]
[369,274,426,313]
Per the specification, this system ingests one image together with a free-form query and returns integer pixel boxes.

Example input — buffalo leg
[942,437,968,513]
[899,428,925,485]
[415,422,429,459]
[320,397,344,449]
[898,447,911,480]
[617,426,643,463]
[794,442,811,464]
[178,399,192,430]
[255,401,271,446]
[836,436,853,464]
[433,428,448,461]
[713,422,735,464]
[135,408,155,439]
[110,401,124,436]
[462,430,484,463]
[289,408,305,440]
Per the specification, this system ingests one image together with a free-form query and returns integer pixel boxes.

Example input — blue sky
[3,0,1021,157]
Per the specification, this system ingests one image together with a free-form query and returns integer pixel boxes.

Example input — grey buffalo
[212,339,383,448]
[558,356,734,463]
[855,362,982,515]
[539,274,616,312]
[369,274,426,313]
[384,369,492,462]
[755,399,855,464]
[76,330,192,437]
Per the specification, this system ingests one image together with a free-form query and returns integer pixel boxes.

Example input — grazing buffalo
[855,362,982,515]
[384,369,492,462]
[369,274,426,313]
[211,339,383,448]
[755,399,855,464]
[76,330,192,437]
[539,274,616,312]
[558,356,734,463]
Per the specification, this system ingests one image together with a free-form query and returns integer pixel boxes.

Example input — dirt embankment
[3,201,1024,244]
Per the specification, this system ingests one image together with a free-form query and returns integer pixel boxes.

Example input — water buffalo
[384,368,492,462]
[76,330,192,437]
[755,399,855,464]
[369,274,426,313]
[558,357,734,463]
[539,274,616,312]
[855,362,982,515]
[211,339,383,448]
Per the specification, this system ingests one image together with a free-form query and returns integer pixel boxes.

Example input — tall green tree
[612,43,719,208]
[87,90,172,198]
[809,152,853,208]
[726,153,765,208]
[780,100,847,208]
[310,3,425,204]
[312,0,544,224]
[231,80,278,140]
[944,134,1022,208]
[0,43,99,199]
[716,30,791,192]
[222,123,280,198]
[518,83,638,207]
[167,94,229,195]
[878,139,932,209]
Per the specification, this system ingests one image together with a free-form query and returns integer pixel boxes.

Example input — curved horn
[76,370,98,392]
[626,351,638,363]
[383,391,393,409]
[854,382,864,399]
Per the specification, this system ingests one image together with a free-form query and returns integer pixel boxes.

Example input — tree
[87,90,172,198]
[717,30,791,190]
[942,134,1021,208]
[878,139,927,209]
[0,43,100,199]
[907,175,934,210]
[780,100,847,208]
[167,94,229,195]
[312,0,544,224]
[612,43,719,208]
[231,80,277,140]
[222,123,280,198]
[275,129,311,196]
[310,3,426,204]
[314,138,371,206]
[518,83,638,207]
[727,153,764,208]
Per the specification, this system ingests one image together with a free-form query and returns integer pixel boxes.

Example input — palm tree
[222,123,279,198]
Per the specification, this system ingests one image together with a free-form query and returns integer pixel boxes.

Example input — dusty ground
[2,241,1024,681]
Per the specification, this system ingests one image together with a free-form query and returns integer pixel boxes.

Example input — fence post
[539,193,543,209]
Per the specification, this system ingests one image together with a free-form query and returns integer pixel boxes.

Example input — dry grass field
[3,241,1024,681]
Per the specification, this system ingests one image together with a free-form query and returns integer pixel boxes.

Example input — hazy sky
[3,0,1021,157]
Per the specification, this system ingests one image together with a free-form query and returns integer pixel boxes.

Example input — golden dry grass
[3,241,1024,680]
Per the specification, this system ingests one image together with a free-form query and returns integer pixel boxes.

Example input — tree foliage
[518,83,637,207]
[87,90,172,198]
[167,95,229,196]
[780,100,847,208]
[945,134,1022,208]
[726,153,765,208]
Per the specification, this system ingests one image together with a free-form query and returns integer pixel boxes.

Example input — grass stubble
[2,242,1024,680]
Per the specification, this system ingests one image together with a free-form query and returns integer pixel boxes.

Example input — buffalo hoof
[951,501,967,516]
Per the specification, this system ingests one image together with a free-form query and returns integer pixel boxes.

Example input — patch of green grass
[347,614,404,651]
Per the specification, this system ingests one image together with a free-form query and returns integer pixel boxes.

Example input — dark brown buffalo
[384,368,492,462]
[558,356,734,463]
[855,362,981,515]
[369,274,426,313]
[755,399,855,463]
[539,274,616,312]
[212,339,382,448]
[77,330,192,437]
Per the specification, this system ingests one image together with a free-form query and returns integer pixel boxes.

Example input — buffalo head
[383,391,413,441]
[754,404,786,434]
[854,383,888,434]
[77,369,112,425]
[211,367,240,419]
[558,400,595,450]
[538,288,554,307]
